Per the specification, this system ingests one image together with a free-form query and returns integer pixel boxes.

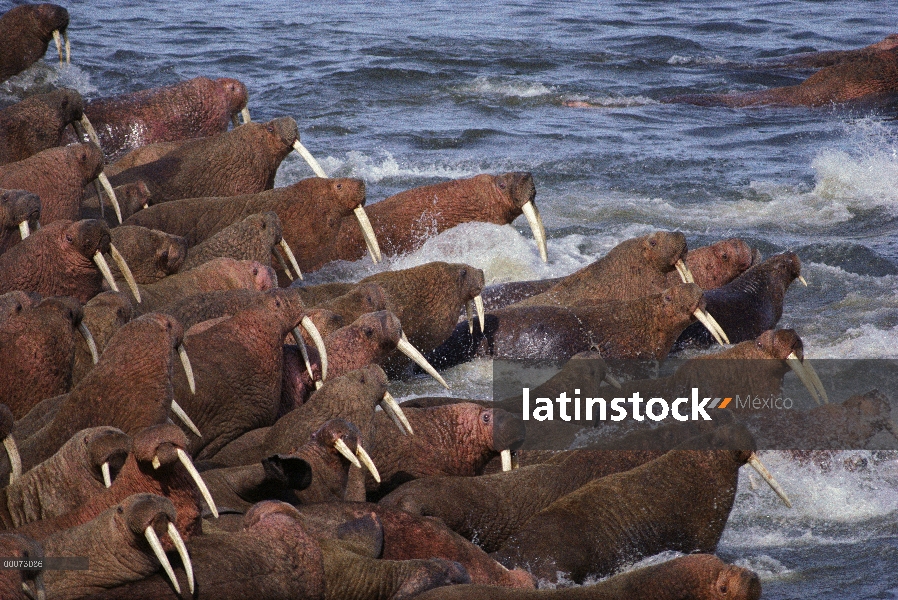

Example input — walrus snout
[35,3,70,37]
[216,77,249,113]
[718,564,763,600]
[73,219,112,257]
[491,408,526,452]
[503,171,536,208]
[267,116,299,147]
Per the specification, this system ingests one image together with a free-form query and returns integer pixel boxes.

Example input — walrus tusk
[53,30,63,65]
[109,244,141,303]
[4,435,21,485]
[273,248,294,281]
[241,107,251,124]
[355,444,380,482]
[170,399,202,438]
[746,452,792,508]
[79,115,102,146]
[801,358,829,404]
[397,332,449,389]
[474,294,485,333]
[381,392,413,435]
[292,139,328,178]
[78,322,99,364]
[521,201,548,263]
[18,220,29,240]
[786,351,821,405]
[291,326,315,381]
[299,316,328,382]
[604,372,622,389]
[798,275,808,287]
[177,344,196,395]
[101,461,112,488]
[466,301,474,334]
[501,449,512,472]
[177,448,219,518]
[145,524,181,595]
[354,205,382,264]
[64,32,70,64]
[93,251,120,292]
[231,114,240,128]
[279,239,303,281]
[97,172,123,225]
[692,308,730,346]
[168,522,195,595]
[675,259,695,284]
[334,438,362,469]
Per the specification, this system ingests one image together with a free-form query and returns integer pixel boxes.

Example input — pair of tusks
[398,332,449,389]
[381,392,413,435]
[273,239,304,281]
[52,29,70,65]
[291,317,329,386]
[71,115,125,225]
[151,447,219,520]
[145,520,195,596]
[232,107,253,127]
[334,437,381,483]
[290,139,382,264]
[92,248,142,303]
[785,351,829,405]
[465,295,486,334]
[520,201,549,263]
[746,452,792,508]
[693,307,730,346]
[675,259,695,284]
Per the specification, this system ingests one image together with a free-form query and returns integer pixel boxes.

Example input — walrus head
[0,189,41,241]
[642,230,688,274]
[216,77,249,117]
[495,172,548,262]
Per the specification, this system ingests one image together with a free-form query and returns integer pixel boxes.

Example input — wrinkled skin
[108,225,187,284]
[173,289,309,459]
[67,77,249,161]
[81,181,153,226]
[2,313,183,481]
[492,426,760,583]
[512,231,688,307]
[124,176,368,271]
[326,172,538,261]
[0,143,104,224]
[201,454,313,512]
[86,497,326,600]
[0,289,39,322]
[109,117,298,203]
[314,282,389,324]
[158,288,290,330]
[323,310,405,380]
[762,34,898,69]
[664,238,756,290]
[41,493,180,600]
[415,554,761,599]
[180,210,282,271]
[132,257,275,315]
[0,219,111,303]
[284,419,366,504]
[0,427,130,529]
[71,291,133,386]
[104,140,186,177]
[0,188,41,255]
[0,3,69,83]
[210,365,389,467]
[0,295,83,417]
[428,283,705,367]
[0,533,44,600]
[0,88,84,164]
[15,424,205,541]
[367,403,526,499]
[674,253,801,350]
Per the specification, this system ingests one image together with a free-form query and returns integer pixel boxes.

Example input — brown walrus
[0,188,41,256]
[324,172,548,262]
[0,88,84,164]
[66,77,249,161]
[0,4,69,83]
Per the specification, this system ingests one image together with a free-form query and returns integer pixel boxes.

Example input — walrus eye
[275,299,281,308]
[721,252,728,260]
[364,327,373,338]
[336,183,342,190]
[720,584,728,594]
[266,124,274,133]
[460,268,467,279]
[498,181,506,190]
[252,267,259,276]
[482,412,491,424]
[664,295,672,302]
[649,239,657,247]
[65,233,74,243]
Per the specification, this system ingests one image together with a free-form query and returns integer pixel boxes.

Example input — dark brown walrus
[0,3,69,83]
[109,117,298,204]
[0,88,84,164]
[70,76,250,161]
[414,554,761,599]
[0,188,41,256]
[325,172,548,261]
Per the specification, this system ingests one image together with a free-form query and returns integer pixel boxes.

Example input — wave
[450,75,554,99]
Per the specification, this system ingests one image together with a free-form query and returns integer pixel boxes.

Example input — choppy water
[3,0,898,596]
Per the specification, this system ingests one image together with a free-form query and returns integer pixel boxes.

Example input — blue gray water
[3,0,897,596]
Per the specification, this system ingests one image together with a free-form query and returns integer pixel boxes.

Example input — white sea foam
[0,61,98,101]
[667,54,730,66]
[452,75,554,99]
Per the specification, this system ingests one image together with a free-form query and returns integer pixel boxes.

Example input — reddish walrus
[109,117,298,203]
[414,554,761,599]
[69,77,249,161]
[0,3,69,83]
[0,143,105,225]
[0,188,41,256]
[491,425,791,584]
[324,172,549,262]
[0,89,85,164]
[510,231,690,308]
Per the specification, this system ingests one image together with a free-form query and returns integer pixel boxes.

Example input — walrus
[67,77,249,161]
[510,231,690,308]
[109,117,298,203]
[81,181,153,226]
[0,188,41,255]
[760,34,898,70]
[0,4,69,83]
[324,172,549,262]
[178,211,295,273]
[414,554,761,599]
[0,88,85,164]
[107,225,187,285]
[674,252,804,350]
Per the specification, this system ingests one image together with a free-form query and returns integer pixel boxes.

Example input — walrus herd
[0,5,893,599]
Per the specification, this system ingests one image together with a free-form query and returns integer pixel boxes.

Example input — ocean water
[3,0,897,596]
